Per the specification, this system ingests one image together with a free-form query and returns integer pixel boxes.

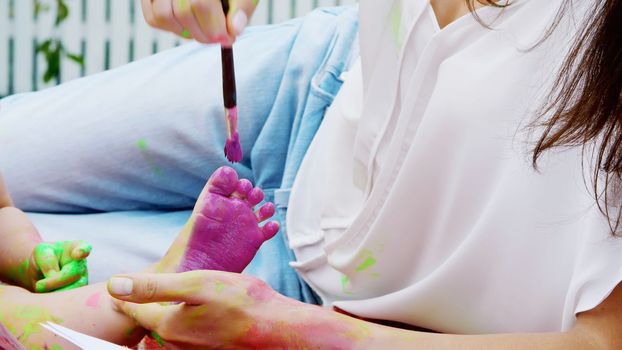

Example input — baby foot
[157,166,279,274]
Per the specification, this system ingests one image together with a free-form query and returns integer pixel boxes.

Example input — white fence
[0,0,356,97]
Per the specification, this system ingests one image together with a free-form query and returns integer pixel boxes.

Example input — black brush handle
[221,0,236,108]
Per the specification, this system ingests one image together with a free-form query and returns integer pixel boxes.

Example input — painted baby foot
[158,166,279,274]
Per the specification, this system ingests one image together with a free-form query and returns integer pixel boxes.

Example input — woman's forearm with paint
[108,271,379,349]
[0,282,146,349]
[109,271,622,350]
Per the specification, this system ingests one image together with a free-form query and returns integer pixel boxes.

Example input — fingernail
[81,245,92,255]
[74,244,92,258]
[231,10,248,35]
[109,277,133,296]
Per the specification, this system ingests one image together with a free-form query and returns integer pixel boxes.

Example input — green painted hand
[32,240,91,293]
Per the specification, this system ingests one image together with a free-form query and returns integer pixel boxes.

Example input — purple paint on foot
[178,166,279,273]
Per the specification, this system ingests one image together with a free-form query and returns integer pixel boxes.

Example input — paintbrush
[221,0,242,163]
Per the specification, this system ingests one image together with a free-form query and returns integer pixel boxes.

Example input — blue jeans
[0,6,359,304]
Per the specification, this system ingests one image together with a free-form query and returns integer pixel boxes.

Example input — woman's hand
[141,0,259,45]
[107,270,342,349]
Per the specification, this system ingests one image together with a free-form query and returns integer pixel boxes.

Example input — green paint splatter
[137,139,163,176]
[390,3,405,48]
[137,139,147,150]
[19,260,29,275]
[151,331,165,348]
[181,29,190,38]
[214,280,225,293]
[340,275,354,295]
[13,305,63,344]
[50,345,63,350]
[35,259,88,293]
[252,0,259,6]
[179,0,188,9]
[356,256,377,272]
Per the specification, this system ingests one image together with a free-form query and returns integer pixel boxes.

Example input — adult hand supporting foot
[107,270,301,349]
[108,271,423,349]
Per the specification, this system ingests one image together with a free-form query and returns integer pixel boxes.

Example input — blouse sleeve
[563,210,622,330]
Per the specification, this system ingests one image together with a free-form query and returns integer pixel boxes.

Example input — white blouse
[286,0,621,333]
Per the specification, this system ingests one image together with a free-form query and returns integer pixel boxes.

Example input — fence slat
[320,0,338,8]
[13,0,33,93]
[4,0,357,95]
[271,1,292,24]
[154,30,178,54]
[133,0,155,60]
[295,0,315,19]
[0,0,11,96]
[35,0,58,90]
[251,0,269,25]
[110,0,131,69]
[60,0,83,83]
[85,0,107,75]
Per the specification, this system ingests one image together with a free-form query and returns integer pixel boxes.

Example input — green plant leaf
[42,40,63,83]
[65,53,85,67]
[55,0,69,26]
[34,0,51,18]
[36,39,54,53]
[35,0,81,84]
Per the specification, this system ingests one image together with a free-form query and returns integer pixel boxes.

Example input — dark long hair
[469,0,622,235]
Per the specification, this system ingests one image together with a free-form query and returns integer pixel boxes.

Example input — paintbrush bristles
[224,106,242,162]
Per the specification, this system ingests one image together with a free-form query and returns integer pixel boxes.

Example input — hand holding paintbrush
[140,0,258,162]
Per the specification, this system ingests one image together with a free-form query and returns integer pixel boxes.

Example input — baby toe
[206,166,239,196]
[233,179,253,199]
[247,187,265,206]
[261,221,280,240]
[255,202,275,222]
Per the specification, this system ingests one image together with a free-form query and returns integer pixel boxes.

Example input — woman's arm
[0,282,146,349]
[109,271,622,350]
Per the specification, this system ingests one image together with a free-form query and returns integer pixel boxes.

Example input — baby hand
[31,240,91,293]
